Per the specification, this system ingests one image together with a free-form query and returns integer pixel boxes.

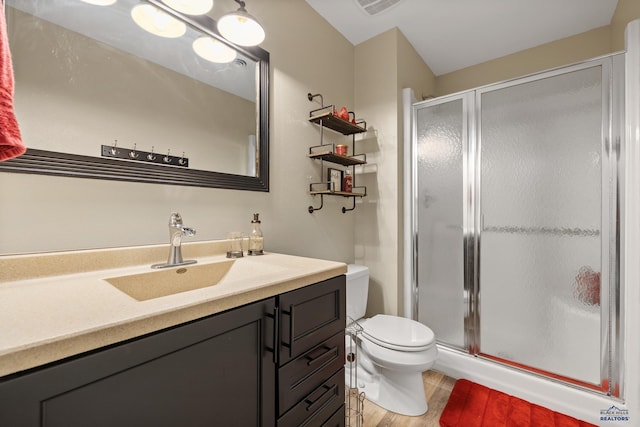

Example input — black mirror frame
[0,1,269,192]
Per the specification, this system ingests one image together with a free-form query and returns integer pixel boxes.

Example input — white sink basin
[105,259,235,301]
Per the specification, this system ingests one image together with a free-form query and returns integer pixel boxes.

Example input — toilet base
[346,364,429,417]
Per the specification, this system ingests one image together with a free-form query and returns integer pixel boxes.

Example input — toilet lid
[361,315,435,351]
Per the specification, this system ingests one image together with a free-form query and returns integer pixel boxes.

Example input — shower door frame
[410,54,623,397]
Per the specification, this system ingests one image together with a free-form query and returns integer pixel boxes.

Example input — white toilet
[345,264,437,416]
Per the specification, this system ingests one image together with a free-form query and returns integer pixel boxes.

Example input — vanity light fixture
[217,0,265,47]
[131,4,187,38]
[79,0,117,5]
[160,0,213,15]
[192,36,237,63]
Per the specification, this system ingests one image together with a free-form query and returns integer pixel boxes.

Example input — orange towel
[0,1,25,162]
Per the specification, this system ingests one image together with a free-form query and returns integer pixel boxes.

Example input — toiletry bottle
[248,213,264,255]
[343,169,353,193]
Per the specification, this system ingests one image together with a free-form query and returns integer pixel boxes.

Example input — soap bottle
[248,213,264,255]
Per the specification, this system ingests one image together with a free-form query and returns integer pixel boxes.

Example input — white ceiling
[305,0,619,75]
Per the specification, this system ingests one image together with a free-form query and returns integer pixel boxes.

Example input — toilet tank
[346,264,369,321]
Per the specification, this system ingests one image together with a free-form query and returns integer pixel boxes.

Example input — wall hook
[110,140,118,156]
[147,146,156,161]
[129,143,139,159]
[101,144,189,168]
[178,152,187,165]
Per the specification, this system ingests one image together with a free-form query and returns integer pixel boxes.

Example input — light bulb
[131,4,187,38]
[161,0,213,15]
[192,37,237,63]
[80,0,117,5]
[217,9,265,46]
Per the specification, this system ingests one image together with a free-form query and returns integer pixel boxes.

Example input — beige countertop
[0,241,347,377]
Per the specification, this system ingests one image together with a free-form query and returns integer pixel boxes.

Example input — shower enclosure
[409,54,623,395]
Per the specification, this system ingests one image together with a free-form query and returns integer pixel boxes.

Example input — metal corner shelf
[308,151,366,167]
[308,110,367,135]
[307,187,367,214]
[309,190,367,197]
[307,92,368,214]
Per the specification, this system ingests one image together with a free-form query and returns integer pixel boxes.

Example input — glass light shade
[80,0,117,5]
[217,10,265,46]
[131,4,187,38]
[192,37,237,63]
[161,0,213,15]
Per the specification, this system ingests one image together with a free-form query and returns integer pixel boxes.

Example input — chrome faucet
[151,212,197,269]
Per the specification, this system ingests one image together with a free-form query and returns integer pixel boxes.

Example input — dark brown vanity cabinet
[0,275,346,427]
[277,275,346,427]
[0,297,277,427]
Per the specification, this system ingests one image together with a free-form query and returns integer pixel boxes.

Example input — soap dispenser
[248,213,264,255]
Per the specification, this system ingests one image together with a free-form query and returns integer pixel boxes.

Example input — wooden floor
[349,370,456,427]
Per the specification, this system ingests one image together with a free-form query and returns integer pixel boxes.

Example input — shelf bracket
[308,194,324,213]
[307,92,324,107]
[342,197,356,214]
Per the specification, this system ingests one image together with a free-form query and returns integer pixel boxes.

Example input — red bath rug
[440,379,597,427]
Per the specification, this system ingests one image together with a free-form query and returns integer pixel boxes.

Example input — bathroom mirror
[0,0,269,191]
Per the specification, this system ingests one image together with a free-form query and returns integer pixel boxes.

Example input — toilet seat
[359,335,437,372]
[361,315,435,352]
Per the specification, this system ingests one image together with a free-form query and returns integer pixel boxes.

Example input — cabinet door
[0,298,276,427]
[278,275,346,365]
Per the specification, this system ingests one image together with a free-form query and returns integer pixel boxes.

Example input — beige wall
[611,0,640,51]
[435,26,612,96]
[0,0,357,263]
[354,28,435,317]
[397,34,437,100]
[436,2,640,96]
[354,30,398,317]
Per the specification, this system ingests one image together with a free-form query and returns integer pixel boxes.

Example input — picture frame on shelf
[328,168,343,192]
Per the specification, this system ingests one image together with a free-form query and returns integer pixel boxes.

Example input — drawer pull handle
[305,383,337,412]
[305,345,338,366]
[281,306,294,358]
[264,306,280,364]
[273,306,280,364]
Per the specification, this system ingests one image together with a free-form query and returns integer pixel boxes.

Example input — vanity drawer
[320,405,346,427]
[278,368,345,427]
[279,332,345,415]
[279,275,345,364]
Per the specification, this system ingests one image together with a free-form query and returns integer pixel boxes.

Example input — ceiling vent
[355,0,402,16]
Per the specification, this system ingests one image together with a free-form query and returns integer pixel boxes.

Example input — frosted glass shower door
[415,96,467,349]
[478,65,606,385]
